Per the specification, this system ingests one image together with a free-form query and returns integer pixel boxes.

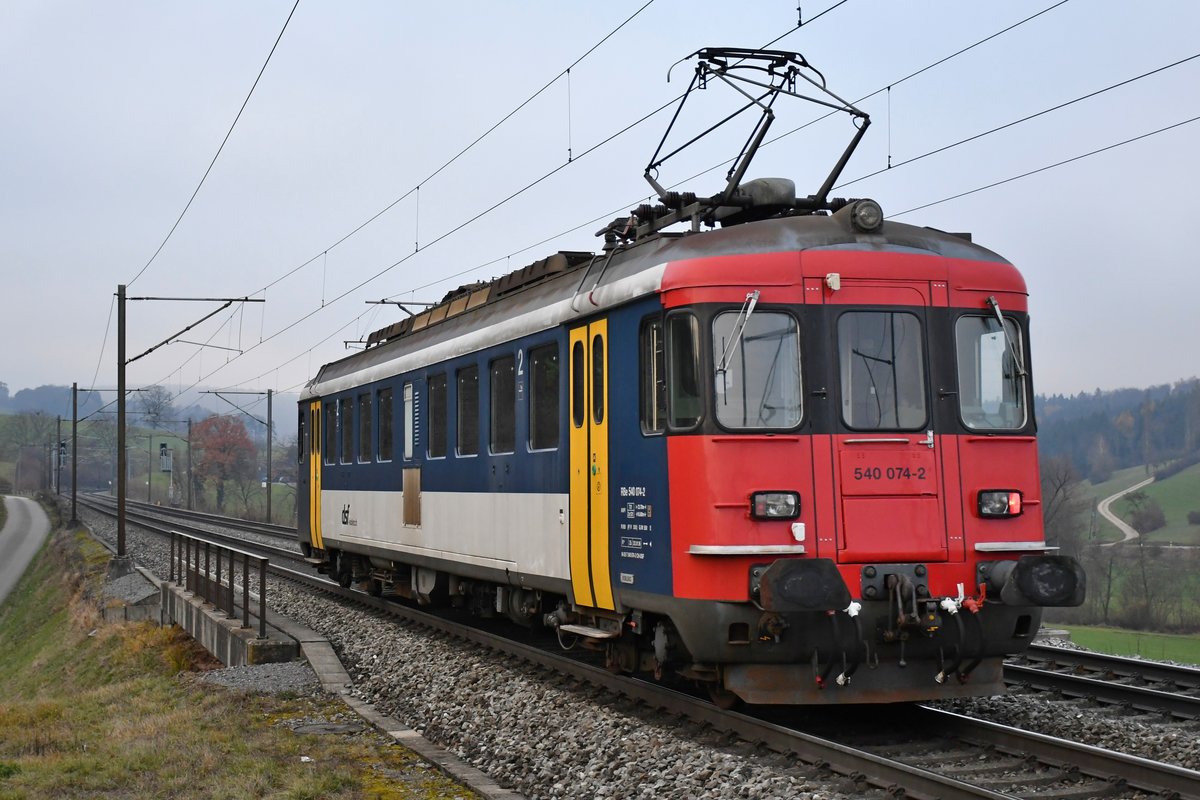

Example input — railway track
[77,497,1200,799]
[100,498,1200,721]
[1011,644,1200,720]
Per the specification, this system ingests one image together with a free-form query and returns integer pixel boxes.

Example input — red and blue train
[297,48,1083,705]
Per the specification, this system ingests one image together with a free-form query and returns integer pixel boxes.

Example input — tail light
[978,490,1022,518]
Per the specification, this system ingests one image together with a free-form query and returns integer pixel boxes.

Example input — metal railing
[169,530,268,639]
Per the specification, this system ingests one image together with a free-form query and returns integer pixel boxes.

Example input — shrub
[1131,502,1167,533]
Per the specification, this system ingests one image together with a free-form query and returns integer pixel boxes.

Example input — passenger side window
[490,356,515,454]
[428,374,447,458]
[640,318,666,434]
[457,365,479,456]
[357,393,372,463]
[378,387,394,461]
[529,344,560,449]
[323,402,336,464]
[339,397,353,463]
[667,313,701,429]
[403,383,416,460]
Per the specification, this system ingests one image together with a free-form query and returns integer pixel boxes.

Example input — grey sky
[2,0,1197,406]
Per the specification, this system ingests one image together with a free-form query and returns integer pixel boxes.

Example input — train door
[568,320,616,610]
[829,280,948,563]
[308,400,324,551]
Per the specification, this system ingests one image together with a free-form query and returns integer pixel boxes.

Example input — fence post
[226,548,235,618]
[258,558,268,640]
[242,553,251,630]
[215,546,223,615]
[203,542,211,604]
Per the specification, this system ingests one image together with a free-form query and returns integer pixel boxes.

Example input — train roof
[302,209,1013,400]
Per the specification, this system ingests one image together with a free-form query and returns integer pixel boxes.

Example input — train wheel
[335,552,353,588]
[707,684,741,710]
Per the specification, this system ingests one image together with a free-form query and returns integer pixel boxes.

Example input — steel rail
[913,705,1200,800]
[79,497,304,565]
[1005,662,1200,720]
[1024,642,1200,689]
[86,493,297,540]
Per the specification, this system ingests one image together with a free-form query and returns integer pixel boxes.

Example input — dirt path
[0,496,51,605]
[1097,476,1155,547]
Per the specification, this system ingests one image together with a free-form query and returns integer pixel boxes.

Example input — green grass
[1084,464,1154,501]
[1060,625,1200,665]
[1116,461,1200,546]
[1086,461,1200,547]
[0,526,476,799]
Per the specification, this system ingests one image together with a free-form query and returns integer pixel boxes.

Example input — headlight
[978,490,1023,518]
[850,198,883,232]
[751,491,800,520]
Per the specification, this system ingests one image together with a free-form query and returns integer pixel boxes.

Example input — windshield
[712,310,801,429]
[838,311,927,430]
[955,314,1028,430]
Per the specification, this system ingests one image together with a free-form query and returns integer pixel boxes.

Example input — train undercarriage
[308,546,1084,706]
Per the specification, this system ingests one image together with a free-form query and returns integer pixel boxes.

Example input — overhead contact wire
[890,114,1200,217]
[837,51,1200,189]
[127,0,301,287]
[255,0,656,296]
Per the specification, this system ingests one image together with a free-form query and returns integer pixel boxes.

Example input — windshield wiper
[716,290,760,375]
[986,296,1027,378]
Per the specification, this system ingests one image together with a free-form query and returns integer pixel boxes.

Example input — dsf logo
[341,504,351,524]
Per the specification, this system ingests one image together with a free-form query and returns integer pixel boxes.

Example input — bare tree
[232,478,262,520]
[138,385,176,431]
[1040,455,1089,558]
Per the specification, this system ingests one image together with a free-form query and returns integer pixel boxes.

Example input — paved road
[0,496,51,606]
[1097,476,1155,547]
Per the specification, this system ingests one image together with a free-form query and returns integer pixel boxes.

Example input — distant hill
[0,382,299,442]
[1036,378,1200,482]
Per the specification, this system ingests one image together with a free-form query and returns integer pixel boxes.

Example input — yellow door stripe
[589,320,614,610]
[309,401,324,550]
[568,328,594,607]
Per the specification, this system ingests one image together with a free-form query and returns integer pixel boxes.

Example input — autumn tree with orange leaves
[191,415,255,512]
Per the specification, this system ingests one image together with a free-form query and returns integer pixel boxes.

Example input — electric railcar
[297,189,1084,705]
[298,48,1083,705]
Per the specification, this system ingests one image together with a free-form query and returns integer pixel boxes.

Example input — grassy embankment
[1059,625,1200,665]
[0,516,475,799]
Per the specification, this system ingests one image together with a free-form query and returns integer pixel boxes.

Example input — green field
[1120,461,1200,545]
[1060,625,1200,665]
[1081,462,1200,546]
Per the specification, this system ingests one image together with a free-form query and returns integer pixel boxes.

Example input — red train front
[594,200,1086,704]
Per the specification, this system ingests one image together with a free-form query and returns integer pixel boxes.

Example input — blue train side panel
[604,298,672,598]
